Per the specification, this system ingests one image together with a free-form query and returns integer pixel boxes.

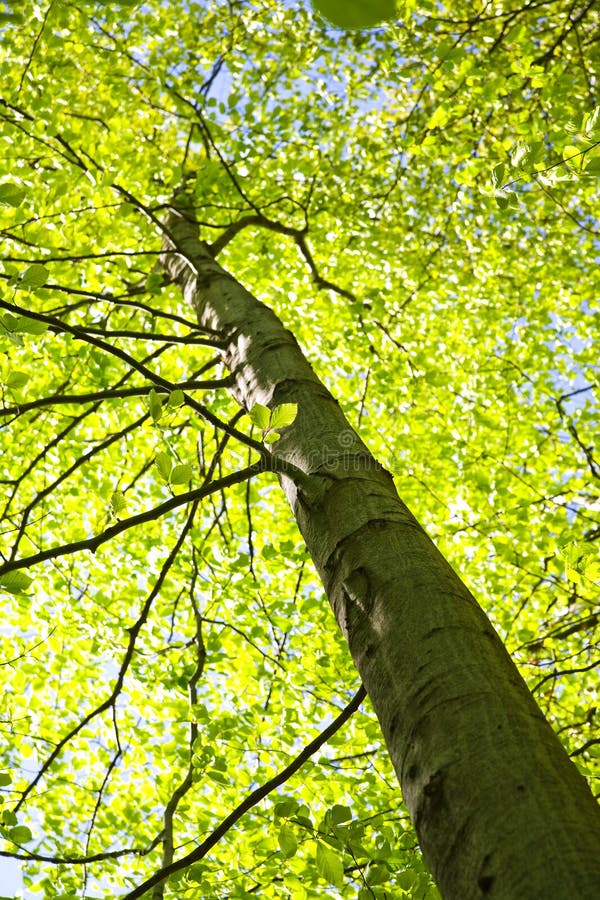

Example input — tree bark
[160,202,600,899]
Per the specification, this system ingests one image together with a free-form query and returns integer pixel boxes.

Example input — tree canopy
[0,0,598,897]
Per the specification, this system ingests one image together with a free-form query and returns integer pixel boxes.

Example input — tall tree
[0,1,598,898]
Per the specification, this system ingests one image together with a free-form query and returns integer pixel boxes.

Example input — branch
[533,658,600,693]
[123,685,367,899]
[0,833,163,865]
[532,0,596,66]
[209,214,306,257]
[570,737,600,757]
[0,379,233,418]
[14,500,202,811]
[0,297,266,456]
[0,463,267,576]
[295,234,358,303]
[68,326,223,347]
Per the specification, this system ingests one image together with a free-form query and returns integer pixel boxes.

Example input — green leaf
[148,388,163,422]
[491,162,505,189]
[0,571,33,595]
[145,272,163,293]
[563,144,583,169]
[270,403,298,430]
[273,799,299,820]
[584,157,600,175]
[314,0,397,29]
[154,451,172,481]
[12,316,49,335]
[8,825,32,844]
[167,389,185,409]
[19,264,49,290]
[494,189,517,210]
[187,863,205,884]
[278,823,298,858]
[0,10,25,23]
[1,810,17,827]
[583,105,600,138]
[5,371,28,390]
[364,862,390,885]
[0,773,12,786]
[263,431,281,444]
[0,314,18,332]
[396,869,418,890]
[207,768,228,784]
[0,182,25,207]
[249,403,270,430]
[509,140,543,170]
[110,490,127,514]
[316,841,344,888]
[330,804,352,824]
[170,463,193,484]
[427,105,449,129]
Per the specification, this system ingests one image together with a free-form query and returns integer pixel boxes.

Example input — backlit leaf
[0,572,33,595]
[278,823,298,858]
[148,388,163,422]
[18,264,49,290]
[249,403,270,430]
[170,463,193,484]
[154,451,172,480]
[270,403,298,429]
[316,842,344,887]
[314,0,397,29]
[0,182,25,207]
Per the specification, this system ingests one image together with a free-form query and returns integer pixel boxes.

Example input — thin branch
[69,327,223,347]
[123,685,367,899]
[0,297,266,456]
[532,658,600,693]
[14,501,202,811]
[153,586,206,900]
[0,379,233,418]
[209,213,306,257]
[532,0,596,65]
[0,463,267,576]
[18,0,55,93]
[570,737,600,757]
[0,834,163,866]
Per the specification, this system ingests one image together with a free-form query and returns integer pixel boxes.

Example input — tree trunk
[160,202,600,899]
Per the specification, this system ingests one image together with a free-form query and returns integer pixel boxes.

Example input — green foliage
[0,0,598,897]
[17,264,49,291]
[250,401,298,444]
[110,489,127,515]
[148,387,163,422]
[0,572,32,595]
[1,314,48,336]
[0,183,25,208]
[316,840,344,887]
[167,388,185,408]
[490,103,600,205]
[559,539,600,586]
[249,402,270,431]
[314,0,397,29]
[154,452,193,487]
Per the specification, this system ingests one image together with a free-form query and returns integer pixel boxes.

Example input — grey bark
[160,202,600,899]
